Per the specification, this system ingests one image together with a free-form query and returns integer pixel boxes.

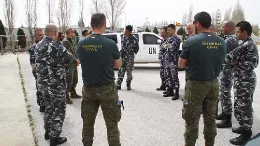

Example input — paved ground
[0,54,34,146]
[6,53,260,146]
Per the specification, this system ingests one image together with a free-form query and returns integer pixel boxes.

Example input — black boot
[127,82,131,90]
[44,131,50,140]
[171,88,179,100]
[217,114,232,128]
[39,106,45,113]
[230,129,252,145]
[216,112,229,120]
[50,137,67,146]
[163,89,174,97]
[156,84,166,91]
[232,127,243,134]
[116,82,121,90]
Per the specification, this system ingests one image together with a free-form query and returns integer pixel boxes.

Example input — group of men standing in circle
[157,11,258,146]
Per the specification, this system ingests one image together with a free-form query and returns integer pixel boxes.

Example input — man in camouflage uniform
[163,24,181,100]
[62,28,81,105]
[116,25,139,90]
[156,26,168,91]
[216,20,239,128]
[223,21,259,145]
[28,28,45,112]
[35,24,77,146]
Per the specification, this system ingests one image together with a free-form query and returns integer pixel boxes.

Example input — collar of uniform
[45,36,55,42]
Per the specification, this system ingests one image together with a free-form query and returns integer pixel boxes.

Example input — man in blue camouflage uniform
[116,25,139,90]
[222,21,259,145]
[35,24,78,146]
[216,20,239,128]
[163,24,181,100]
[156,26,168,91]
[28,28,45,112]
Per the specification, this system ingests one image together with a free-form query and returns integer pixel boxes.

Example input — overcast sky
[0,0,259,28]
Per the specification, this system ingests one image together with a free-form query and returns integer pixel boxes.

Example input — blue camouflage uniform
[164,35,181,90]
[158,38,168,87]
[28,41,44,107]
[219,32,239,115]
[116,34,139,85]
[222,36,259,131]
[35,36,77,139]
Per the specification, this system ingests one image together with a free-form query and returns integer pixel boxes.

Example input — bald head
[45,24,58,40]
[186,22,195,35]
[222,20,236,35]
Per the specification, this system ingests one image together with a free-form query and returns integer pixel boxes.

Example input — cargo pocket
[182,101,194,120]
[114,104,122,122]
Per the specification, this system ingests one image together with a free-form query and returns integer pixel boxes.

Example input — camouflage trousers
[65,66,78,92]
[32,70,44,107]
[39,84,66,139]
[219,70,233,115]
[233,73,256,130]
[81,82,121,146]
[159,58,166,85]
[165,61,179,89]
[183,79,219,146]
[117,54,135,84]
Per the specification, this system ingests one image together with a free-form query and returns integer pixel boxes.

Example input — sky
[0,0,259,28]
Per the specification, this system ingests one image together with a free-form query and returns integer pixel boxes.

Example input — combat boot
[217,115,232,128]
[50,137,67,146]
[156,84,166,91]
[127,82,131,90]
[216,112,227,120]
[45,131,50,140]
[71,88,82,98]
[39,106,45,113]
[232,127,243,134]
[163,89,174,97]
[66,92,73,104]
[171,88,180,100]
[230,129,252,145]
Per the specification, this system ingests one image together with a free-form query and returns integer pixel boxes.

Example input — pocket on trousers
[182,102,194,120]
[114,104,122,122]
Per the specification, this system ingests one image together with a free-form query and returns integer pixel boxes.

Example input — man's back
[182,32,227,80]
[77,34,120,85]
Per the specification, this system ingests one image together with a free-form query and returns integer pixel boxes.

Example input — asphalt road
[18,53,260,146]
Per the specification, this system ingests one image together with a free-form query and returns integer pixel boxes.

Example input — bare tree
[91,0,104,14]
[26,0,38,43]
[78,0,85,29]
[231,0,245,25]
[46,0,55,23]
[4,0,15,50]
[182,12,187,25]
[57,0,72,33]
[107,0,126,31]
[252,24,259,36]
[186,5,194,23]
[224,7,232,21]
[216,9,222,34]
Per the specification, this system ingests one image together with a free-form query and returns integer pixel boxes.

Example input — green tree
[17,27,27,48]
[0,20,7,49]
[145,27,150,32]
[177,27,186,35]
[153,27,159,34]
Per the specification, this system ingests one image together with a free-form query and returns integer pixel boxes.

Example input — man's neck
[198,28,211,33]
[92,29,104,34]
[67,36,72,39]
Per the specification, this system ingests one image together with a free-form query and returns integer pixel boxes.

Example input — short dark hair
[162,26,167,32]
[236,21,252,36]
[125,25,133,32]
[167,24,175,30]
[194,11,211,28]
[82,29,88,35]
[91,13,106,28]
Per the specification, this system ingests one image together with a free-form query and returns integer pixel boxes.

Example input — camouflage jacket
[62,37,78,58]
[223,37,259,80]
[120,34,139,55]
[184,34,193,41]
[224,32,239,54]
[158,38,168,60]
[35,37,77,88]
[28,41,38,69]
[164,35,181,62]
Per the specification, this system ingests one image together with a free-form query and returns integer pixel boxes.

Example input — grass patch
[17,56,39,146]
